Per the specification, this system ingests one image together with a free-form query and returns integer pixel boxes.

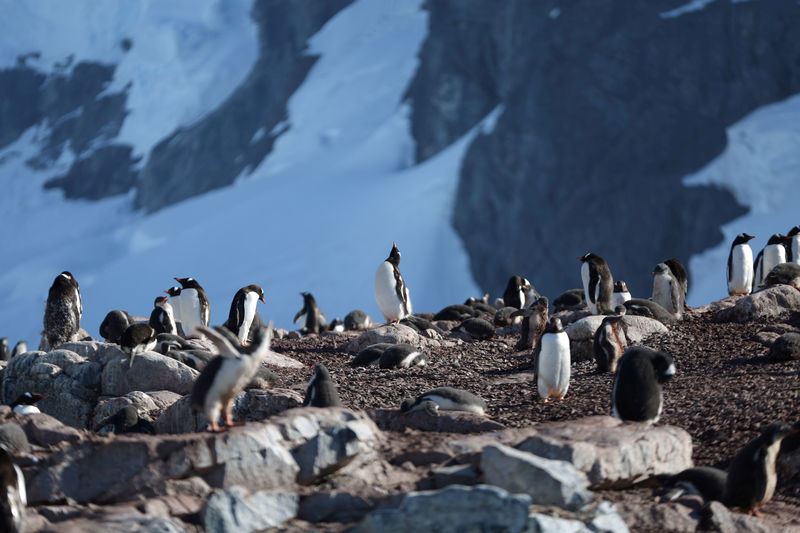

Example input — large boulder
[101,351,198,396]
[715,285,800,322]
[566,315,669,362]
[203,486,298,533]
[344,324,439,353]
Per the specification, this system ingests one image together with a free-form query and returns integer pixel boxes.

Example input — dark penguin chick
[623,298,677,326]
[149,296,177,336]
[754,234,788,288]
[535,317,571,402]
[379,344,428,369]
[433,304,477,321]
[578,253,614,314]
[157,338,211,370]
[328,318,344,333]
[350,343,393,367]
[10,342,26,359]
[664,258,688,310]
[553,289,586,312]
[788,225,800,264]
[293,292,328,334]
[120,324,157,367]
[97,405,156,435]
[100,309,135,344]
[400,315,444,335]
[453,317,495,341]
[374,242,412,324]
[344,310,373,331]
[659,466,727,503]
[0,338,9,362]
[303,363,342,407]
[191,324,273,432]
[43,271,82,350]
[780,420,800,455]
[400,387,488,416]
[174,277,211,337]
[0,444,26,533]
[727,233,755,295]
[611,280,631,309]
[724,422,797,516]
[593,306,627,373]
[223,284,266,344]
[611,347,675,424]
[464,293,489,306]
[652,263,684,318]
[465,295,496,315]
[503,276,538,309]
[516,296,548,352]
[764,262,800,291]
[493,307,520,327]
[10,392,47,415]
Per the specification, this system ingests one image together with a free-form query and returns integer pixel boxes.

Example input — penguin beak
[174,277,180,282]
[260,296,266,303]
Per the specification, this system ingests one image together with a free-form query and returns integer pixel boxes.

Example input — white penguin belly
[181,288,203,335]
[762,440,781,504]
[13,405,40,415]
[375,262,405,321]
[762,244,786,279]
[537,332,571,399]
[791,235,800,264]
[729,245,753,294]
[581,262,597,314]
[612,291,631,309]
[652,274,675,313]
[205,357,245,414]
[238,292,259,344]
[399,350,423,368]
[422,394,485,415]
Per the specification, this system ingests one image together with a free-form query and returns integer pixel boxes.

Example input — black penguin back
[612,347,674,423]
[304,364,342,407]
[44,271,81,349]
[101,310,135,344]
[191,355,225,411]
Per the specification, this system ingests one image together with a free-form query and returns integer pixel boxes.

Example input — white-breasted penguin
[611,346,675,424]
[43,271,82,350]
[350,343,393,367]
[0,444,26,533]
[727,233,755,295]
[374,242,412,324]
[754,234,788,288]
[503,275,538,309]
[787,225,800,264]
[400,387,488,415]
[223,284,266,345]
[10,342,26,359]
[535,317,571,402]
[97,405,156,435]
[611,281,631,310]
[593,306,627,373]
[293,292,328,335]
[664,258,688,311]
[190,323,273,432]
[578,253,614,314]
[652,263,684,318]
[100,309,135,344]
[379,344,428,369]
[149,296,177,336]
[10,392,47,415]
[173,277,210,337]
[303,363,343,407]
[120,324,157,367]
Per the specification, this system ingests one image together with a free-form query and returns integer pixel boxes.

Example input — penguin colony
[2,233,799,524]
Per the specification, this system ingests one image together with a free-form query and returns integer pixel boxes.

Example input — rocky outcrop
[566,315,668,362]
[715,285,800,322]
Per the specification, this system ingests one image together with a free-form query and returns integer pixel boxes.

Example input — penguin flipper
[588,268,600,304]
[198,326,239,356]
[293,308,305,324]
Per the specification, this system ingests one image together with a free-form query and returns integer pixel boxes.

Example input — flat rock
[297,491,374,523]
[344,324,439,353]
[715,285,800,323]
[0,422,30,454]
[236,388,304,421]
[204,486,298,533]
[260,349,304,369]
[101,351,199,396]
[621,315,669,343]
[615,501,701,533]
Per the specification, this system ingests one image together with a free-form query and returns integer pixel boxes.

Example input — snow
[660,0,719,19]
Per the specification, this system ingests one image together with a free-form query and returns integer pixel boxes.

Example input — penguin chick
[97,404,156,435]
[0,444,26,533]
[293,292,328,334]
[433,304,477,321]
[303,363,342,407]
[503,275,538,309]
[100,309,135,344]
[344,310,373,331]
[350,343,392,367]
[593,306,627,373]
[611,281,631,310]
[611,347,675,424]
[223,284,266,345]
[190,324,273,432]
[578,253,614,314]
[493,307,520,327]
[516,296,548,352]
[379,344,428,369]
[400,315,444,335]
[374,242,412,324]
[43,271,82,350]
[659,466,727,503]
[664,258,688,310]
[328,318,344,333]
[763,262,800,291]
[10,392,47,415]
[652,263,684,318]
[453,317,495,341]
[120,324,157,367]
[149,296,177,336]
[535,317,571,402]
[400,387,487,415]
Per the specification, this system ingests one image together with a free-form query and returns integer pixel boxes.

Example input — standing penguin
[503,275,538,309]
[43,271,82,350]
[664,258,688,311]
[190,324,273,432]
[149,296,177,336]
[724,422,797,516]
[787,226,800,264]
[578,253,614,314]
[652,263,684,318]
[535,317,571,402]
[727,233,755,295]
[223,284,266,345]
[303,363,342,407]
[120,324,157,367]
[0,339,9,362]
[293,292,328,334]
[173,277,210,337]
[611,347,675,424]
[516,296,548,352]
[0,444,26,533]
[754,234,788,288]
[593,306,627,373]
[611,281,631,310]
[374,242,412,324]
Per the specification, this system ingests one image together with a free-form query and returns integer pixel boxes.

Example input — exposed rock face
[715,285,800,322]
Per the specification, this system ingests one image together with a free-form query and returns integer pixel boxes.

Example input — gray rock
[343,324,425,353]
[293,425,365,485]
[715,285,800,323]
[17,413,83,447]
[0,422,30,454]
[59,341,127,366]
[298,491,373,523]
[615,501,699,533]
[528,514,589,533]
[374,408,504,434]
[703,500,774,533]
[481,443,593,511]
[101,351,198,396]
[566,316,606,362]
[204,486,298,533]
[589,501,631,533]
[154,395,206,434]
[38,513,190,533]
[621,315,670,344]
[431,464,480,488]
[236,388,304,421]
[92,391,159,431]
[768,332,800,361]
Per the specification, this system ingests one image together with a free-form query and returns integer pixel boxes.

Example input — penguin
[788,225,800,264]
[433,304,476,321]
[350,343,393,367]
[503,276,538,309]
[764,262,800,291]
[10,393,46,415]
[379,344,428,369]
[120,323,157,367]
[328,318,344,333]
[190,324,273,432]
[516,296,548,352]
[10,342,26,359]
[400,387,488,415]
[593,306,627,373]
[400,315,444,335]
[97,404,156,435]
[43,271,82,350]
[293,292,328,335]
[724,422,797,516]
[0,444,26,533]
[611,346,675,424]
[727,233,755,296]
[659,466,728,503]
[664,258,688,310]
[100,309,135,344]
[623,298,677,326]
[578,253,614,314]
[535,317,571,402]
[344,310,373,331]
[453,317,495,341]
[303,363,342,407]
[493,307,520,327]
[651,263,684,318]
[611,281,631,310]
[553,289,585,313]
[374,242,412,324]
[754,234,788,288]
[465,294,497,315]
[223,284,266,345]
[0,338,9,362]
[173,277,210,337]
[149,296,177,336]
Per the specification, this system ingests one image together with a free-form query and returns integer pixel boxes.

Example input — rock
[204,486,298,533]
[293,424,368,484]
[431,464,480,488]
[374,409,504,434]
[59,341,127,366]
[260,348,304,369]
[101,351,199,396]
[527,514,589,533]
[715,285,800,322]
[0,422,30,454]
[768,332,800,361]
[621,315,670,343]
[566,316,605,362]
[155,395,206,434]
[343,324,431,353]
[17,413,83,447]
[236,388,303,421]
[752,331,780,347]
[480,443,593,511]
[615,501,700,533]
[297,491,373,523]
[146,390,183,411]
[702,500,774,533]
[589,501,631,533]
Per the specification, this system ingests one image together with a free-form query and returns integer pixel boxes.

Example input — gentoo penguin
[764,262,800,291]
[578,253,614,314]
[400,387,488,415]
[727,233,755,295]
[664,258,688,310]
[553,288,585,312]
[350,343,392,367]
[0,444,26,533]
[43,271,82,349]
[97,404,156,435]
[344,310,373,331]
[659,466,727,503]
[433,304,476,321]
[465,294,497,315]
[724,422,797,516]
[503,275,538,309]
[379,344,428,369]
[611,281,631,310]
[293,292,328,334]
[493,307,520,327]
[516,296,548,351]
[10,342,26,359]
[120,323,157,367]
[611,347,675,424]
[535,317,571,402]
[190,324,273,432]
[374,242,412,324]
[593,306,627,373]
[100,309,135,344]
[149,296,177,336]
[453,317,495,341]
[400,315,444,335]
[0,339,9,361]
[788,225,800,264]
[10,393,46,415]
[173,277,210,336]
[754,234,788,288]
[303,363,342,407]
[328,318,344,333]
[623,298,677,326]
[223,284,266,345]
[651,263,684,318]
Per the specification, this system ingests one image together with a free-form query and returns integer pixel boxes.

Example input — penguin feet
[209,421,225,432]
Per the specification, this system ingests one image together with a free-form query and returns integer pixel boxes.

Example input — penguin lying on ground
[344,310,373,331]
[453,317,495,341]
[0,443,26,533]
[379,344,428,369]
[10,393,47,415]
[224,285,266,344]
[374,242,412,324]
[553,289,586,312]
[149,296,177,336]
[623,298,677,326]
[97,405,156,435]
[100,310,135,344]
[400,315,443,335]
[294,292,328,334]
[535,317,571,402]
[659,466,728,503]
[434,304,476,321]
[727,233,755,295]
[43,271,82,350]
[611,347,675,424]
[350,343,393,367]
[400,387,487,416]
[764,262,800,291]
[303,364,342,407]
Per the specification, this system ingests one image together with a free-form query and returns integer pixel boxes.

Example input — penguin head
[505,275,524,292]
[761,421,795,445]
[578,252,595,263]
[732,233,755,246]
[614,305,627,316]
[312,363,332,381]
[651,350,676,384]
[154,295,168,306]
[400,398,415,412]
[544,316,563,334]
[301,292,317,306]
[534,296,549,312]
[12,392,46,406]
[246,285,266,303]
[789,226,800,237]
[652,263,671,276]
[165,286,181,297]
[614,281,628,293]
[386,242,401,265]
[59,271,76,281]
[767,234,787,246]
